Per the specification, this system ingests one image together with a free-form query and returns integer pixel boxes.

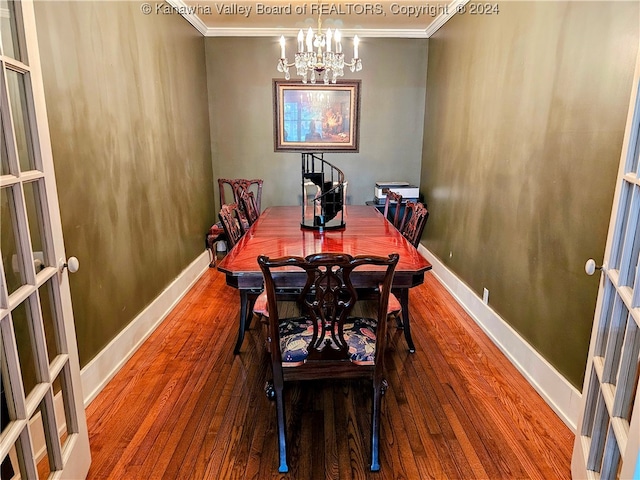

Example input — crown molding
[424,0,469,37]
[201,27,430,38]
[166,0,467,39]
[166,0,210,35]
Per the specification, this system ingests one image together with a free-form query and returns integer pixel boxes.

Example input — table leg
[398,288,415,353]
[233,289,250,354]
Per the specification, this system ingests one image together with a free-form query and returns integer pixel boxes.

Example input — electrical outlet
[482,288,489,305]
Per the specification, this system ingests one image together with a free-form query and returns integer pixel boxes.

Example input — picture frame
[273,80,361,152]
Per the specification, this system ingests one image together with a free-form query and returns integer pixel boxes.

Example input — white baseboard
[80,251,210,407]
[418,245,582,432]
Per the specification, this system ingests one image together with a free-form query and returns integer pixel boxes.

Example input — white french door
[572,49,640,478]
[1,0,91,478]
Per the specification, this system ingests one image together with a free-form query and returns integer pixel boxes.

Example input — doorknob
[59,256,80,273]
[585,258,602,276]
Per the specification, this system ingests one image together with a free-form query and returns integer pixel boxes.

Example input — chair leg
[370,379,386,472]
[273,374,288,473]
[207,245,216,268]
[260,316,271,354]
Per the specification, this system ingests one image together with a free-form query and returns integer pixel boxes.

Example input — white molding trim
[166,0,464,38]
[418,244,582,432]
[80,251,210,407]
[424,0,468,37]
[199,26,431,38]
[165,0,209,35]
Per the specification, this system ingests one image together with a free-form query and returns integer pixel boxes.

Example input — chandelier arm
[277,7,362,82]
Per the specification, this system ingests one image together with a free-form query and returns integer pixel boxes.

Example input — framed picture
[273,80,361,152]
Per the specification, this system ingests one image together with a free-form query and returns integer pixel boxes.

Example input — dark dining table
[217,205,432,353]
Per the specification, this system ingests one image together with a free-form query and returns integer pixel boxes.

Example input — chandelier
[277,14,362,84]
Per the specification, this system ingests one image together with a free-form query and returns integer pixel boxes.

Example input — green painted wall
[205,37,428,209]
[421,1,639,386]
[33,1,214,367]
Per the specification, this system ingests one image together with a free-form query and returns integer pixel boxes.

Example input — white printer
[374,182,419,204]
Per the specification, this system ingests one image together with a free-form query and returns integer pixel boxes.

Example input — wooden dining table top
[217,205,432,282]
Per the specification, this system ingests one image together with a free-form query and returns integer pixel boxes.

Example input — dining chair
[219,178,263,215]
[219,201,265,353]
[384,201,429,353]
[218,203,244,249]
[258,252,399,473]
[239,189,260,227]
[382,190,403,229]
[206,179,263,266]
[399,201,429,247]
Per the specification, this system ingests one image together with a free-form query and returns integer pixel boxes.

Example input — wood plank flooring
[85,267,574,479]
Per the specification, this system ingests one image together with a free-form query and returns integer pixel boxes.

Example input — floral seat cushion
[279,317,378,367]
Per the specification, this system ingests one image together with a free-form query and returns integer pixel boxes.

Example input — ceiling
[170,0,465,38]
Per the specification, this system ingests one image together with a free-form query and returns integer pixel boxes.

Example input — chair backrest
[399,201,429,247]
[258,252,399,366]
[259,251,399,473]
[239,189,259,226]
[382,190,403,228]
[218,178,263,214]
[218,203,244,248]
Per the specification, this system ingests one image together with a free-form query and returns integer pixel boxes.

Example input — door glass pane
[629,83,640,175]
[52,365,78,444]
[2,446,18,480]
[602,295,629,383]
[600,426,621,479]
[595,278,615,357]
[581,364,599,437]
[23,180,46,272]
[631,126,640,175]
[1,114,10,176]
[615,318,640,422]
[618,184,639,287]
[0,373,16,479]
[33,396,60,477]
[0,369,10,424]
[1,186,24,295]
[52,376,69,445]
[12,300,38,396]
[40,278,61,364]
[611,182,633,270]
[6,69,35,172]
[0,0,22,62]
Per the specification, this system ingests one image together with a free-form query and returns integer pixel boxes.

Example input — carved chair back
[258,252,399,473]
[218,203,244,249]
[382,190,403,229]
[218,178,263,214]
[240,190,260,226]
[399,201,429,247]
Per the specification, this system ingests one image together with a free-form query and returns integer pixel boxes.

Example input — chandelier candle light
[277,15,362,84]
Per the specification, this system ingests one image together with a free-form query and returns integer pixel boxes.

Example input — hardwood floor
[85,267,574,479]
